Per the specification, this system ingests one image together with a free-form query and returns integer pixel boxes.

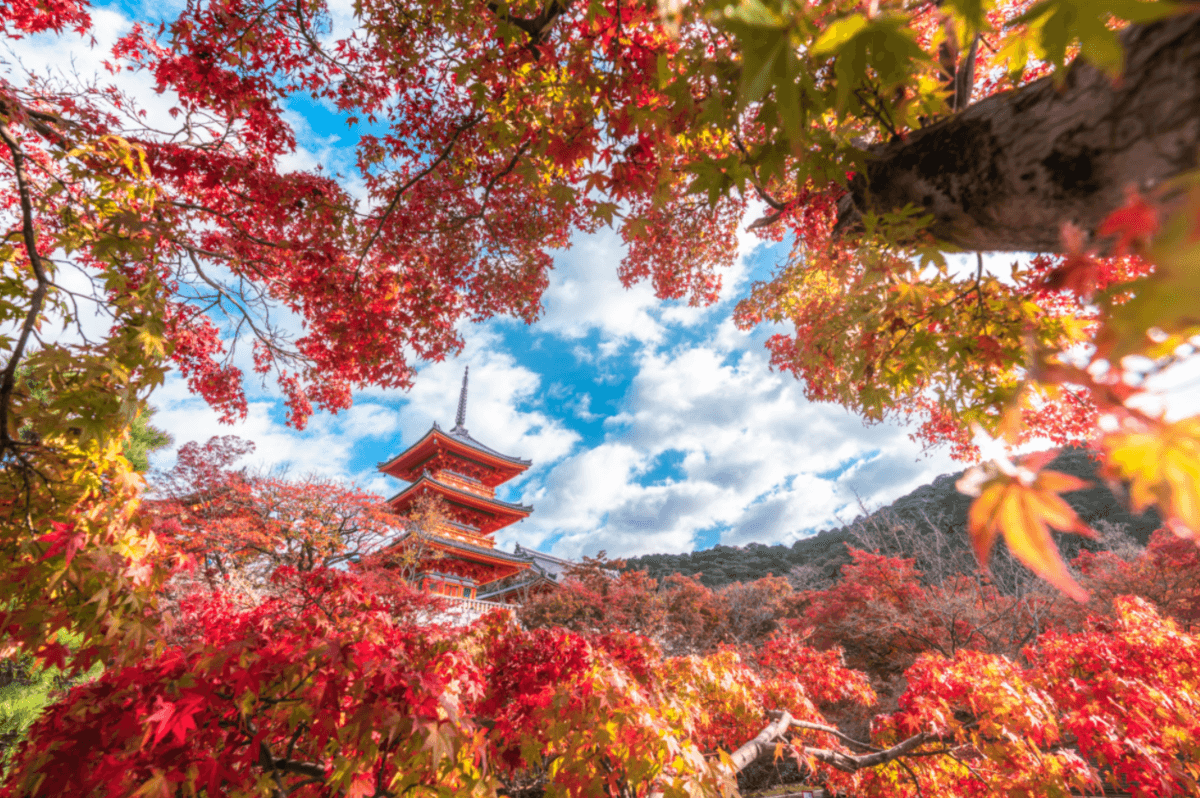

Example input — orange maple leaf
[965,468,1095,602]
[1102,417,1200,541]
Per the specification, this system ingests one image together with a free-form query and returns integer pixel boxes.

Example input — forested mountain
[624,448,1163,588]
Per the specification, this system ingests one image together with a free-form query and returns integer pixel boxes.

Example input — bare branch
[727,709,794,773]
[730,709,937,776]
[0,122,52,453]
[356,114,482,270]
[782,716,880,752]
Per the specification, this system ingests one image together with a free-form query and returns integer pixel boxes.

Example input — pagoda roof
[386,475,532,535]
[440,422,532,466]
[379,423,531,486]
[391,531,531,584]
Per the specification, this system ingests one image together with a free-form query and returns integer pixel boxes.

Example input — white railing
[422,595,513,626]
[445,595,511,614]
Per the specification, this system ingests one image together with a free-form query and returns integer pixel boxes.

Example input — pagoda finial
[453,366,469,432]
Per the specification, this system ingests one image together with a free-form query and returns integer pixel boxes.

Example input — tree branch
[953,35,980,113]
[727,709,793,773]
[0,122,52,455]
[801,731,936,774]
[485,0,572,44]
[836,11,1200,253]
[730,709,937,776]
[779,714,880,752]
[356,114,481,270]
[258,738,326,781]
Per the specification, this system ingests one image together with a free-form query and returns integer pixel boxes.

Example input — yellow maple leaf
[1102,417,1200,540]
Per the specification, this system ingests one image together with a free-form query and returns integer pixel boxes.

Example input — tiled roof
[513,543,572,579]
[385,475,533,513]
[477,573,558,601]
[436,421,533,466]
[393,530,533,565]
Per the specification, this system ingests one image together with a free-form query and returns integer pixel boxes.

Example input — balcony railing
[420,594,513,626]
[434,470,494,497]
[444,595,511,614]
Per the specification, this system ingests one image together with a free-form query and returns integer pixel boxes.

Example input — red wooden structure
[379,368,533,598]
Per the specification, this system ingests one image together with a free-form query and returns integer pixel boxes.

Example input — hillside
[623,447,1163,589]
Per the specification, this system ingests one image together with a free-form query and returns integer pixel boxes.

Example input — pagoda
[379,368,533,599]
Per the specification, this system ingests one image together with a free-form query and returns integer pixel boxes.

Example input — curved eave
[387,476,531,534]
[424,538,532,567]
[394,532,532,584]
[379,427,531,485]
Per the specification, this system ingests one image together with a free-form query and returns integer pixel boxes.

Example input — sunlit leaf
[966,468,1094,601]
[1103,417,1200,539]
[811,14,869,57]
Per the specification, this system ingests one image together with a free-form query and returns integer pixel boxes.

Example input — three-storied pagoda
[379,368,532,599]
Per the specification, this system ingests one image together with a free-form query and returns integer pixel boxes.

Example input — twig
[899,756,925,798]
[780,715,880,752]
[355,114,481,270]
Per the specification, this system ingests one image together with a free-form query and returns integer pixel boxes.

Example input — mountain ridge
[622,447,1163,588]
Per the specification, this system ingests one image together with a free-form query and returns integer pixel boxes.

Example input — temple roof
[392,530,532,566]
[513,543,573,580]
[437,421,533,467]
[391,530,531,584]
[378,368,531,486]
[386,475,532,535]
[378,425,532,485]
[477,572,559,602]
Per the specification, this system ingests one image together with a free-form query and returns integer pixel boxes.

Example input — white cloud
[381,331,580,474]
[524,331,961,560]
[150,324,581,503]
[537,202,772,354]
[538,229,666,346]
[3,7,184,136]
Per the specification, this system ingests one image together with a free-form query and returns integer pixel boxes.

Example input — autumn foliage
[5,0,1200,795]
[5,454,1199,797]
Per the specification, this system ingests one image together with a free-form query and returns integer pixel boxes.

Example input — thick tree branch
[727,709,794,772]
[730,709,936,776]
[803,731,935,774]
[837,11,1200,253]
[258,739,326,781]
[486,0,572,44]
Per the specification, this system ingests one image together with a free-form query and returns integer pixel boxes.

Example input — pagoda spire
[452,366,469,432]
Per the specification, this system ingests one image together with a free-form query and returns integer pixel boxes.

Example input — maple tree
[149,436,406,589]
[519,557,799,655]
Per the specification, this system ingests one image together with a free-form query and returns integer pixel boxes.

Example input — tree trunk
[838,10,1200,254]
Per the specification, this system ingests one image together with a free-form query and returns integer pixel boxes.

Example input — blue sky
[9,0,976,560]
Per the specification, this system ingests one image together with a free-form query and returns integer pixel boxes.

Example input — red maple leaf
[1097,186,1160,255]
[1039,252,1103,299]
